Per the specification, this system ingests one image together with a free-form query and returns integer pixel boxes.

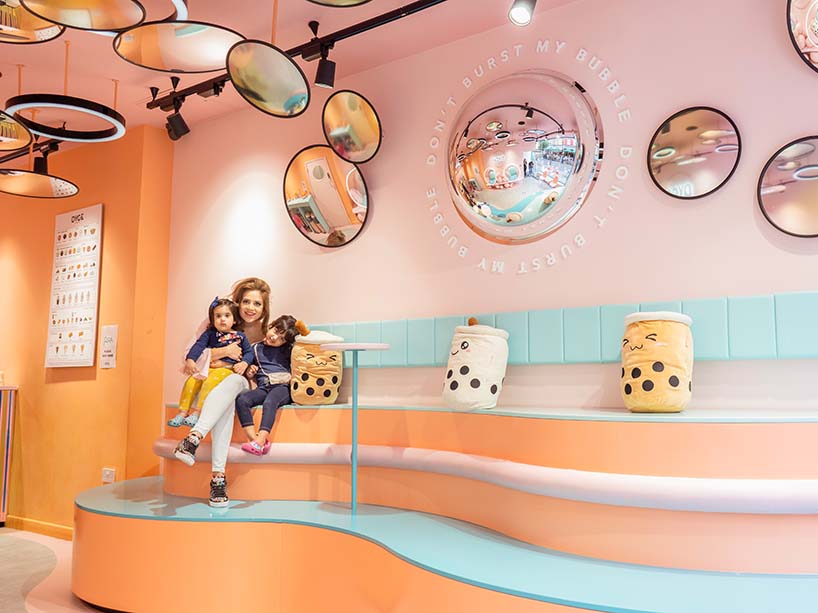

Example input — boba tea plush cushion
[290,322,344,405]
[621,312,693,413]
[443,319,509,411]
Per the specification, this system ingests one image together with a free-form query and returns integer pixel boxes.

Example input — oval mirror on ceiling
[113,20,244,73]
[647,107,741,200]
[0,168,78,198]
[757,136,818,237]
[227,40,310,118]
[0,111,33,151]
[447,70,603,245]
[284,145,368,248]
[788,0,818,74]
[322,90,382,163]
[0,1,65,44]
[21,0,145,31]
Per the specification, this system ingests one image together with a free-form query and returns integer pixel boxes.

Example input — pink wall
[163,0,818,408]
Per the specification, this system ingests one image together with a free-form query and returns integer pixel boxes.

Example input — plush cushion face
[290,343,343,404]
[621,319,693,413]
[442,327,509,411]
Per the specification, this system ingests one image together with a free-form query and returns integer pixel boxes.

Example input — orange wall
[0,125,173,537]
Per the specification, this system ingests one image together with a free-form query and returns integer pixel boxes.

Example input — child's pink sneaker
[262,441,271,455]
[241,441,264,456]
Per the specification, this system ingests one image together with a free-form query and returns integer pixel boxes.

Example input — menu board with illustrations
[45,204,103,368]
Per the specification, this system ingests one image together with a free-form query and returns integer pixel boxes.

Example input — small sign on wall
[99,325,118,369]
[45,204,103,368]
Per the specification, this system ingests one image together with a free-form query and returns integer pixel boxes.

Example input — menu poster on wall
[45,204,103,368]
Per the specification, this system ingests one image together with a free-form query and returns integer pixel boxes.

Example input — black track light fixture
[165,96,190,141]
[315,46,336,89]
[508,0,536,26]
[149,86,160,103]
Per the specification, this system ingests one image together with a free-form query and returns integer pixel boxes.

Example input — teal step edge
[310,291,818,367]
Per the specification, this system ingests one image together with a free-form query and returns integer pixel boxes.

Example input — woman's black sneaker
[209,475,229,508]
[173,434,199,467]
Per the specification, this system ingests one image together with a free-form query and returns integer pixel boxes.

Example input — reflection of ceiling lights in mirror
[777,160,800,171]
[715,144,739,153]
[486,121,503,131]
[793,164,818,180]
[700,139,718,145]
[778,142,816,161]
[760,184,787,196]
[508,0,537,26]
[506,140,517,147]
[652,146,676,159]
[676,156,707,166]
[495,130,511,139]
[699,129,735,139]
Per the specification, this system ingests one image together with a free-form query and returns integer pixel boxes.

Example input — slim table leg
[351,351,359,516]
[1,390,13,523]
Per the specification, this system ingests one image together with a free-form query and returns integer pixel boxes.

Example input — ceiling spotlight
[524,104,534,119]
[165,99,189,141]
[509,0,537,26]
[315,46,336,89]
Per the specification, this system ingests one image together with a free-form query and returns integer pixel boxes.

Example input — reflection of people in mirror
[326,229,347,246]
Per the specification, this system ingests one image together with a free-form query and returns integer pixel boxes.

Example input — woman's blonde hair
[231,277,272,331]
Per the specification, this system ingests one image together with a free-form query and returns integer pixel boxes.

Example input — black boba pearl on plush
[306,387,315,396]
[316,378,325,386]
[632,367,641,379]
[621,367,624,378]
[490,384,498,394]
[669,375,679,388]
[652,361,664,372]
[293,381,299,390]
[301,373,309,382]
[447,369,453,379]
[470,378,480,389]
[460,365,470,375]
[450,381,459,391]
[323,389,331,398]
[332,375,338,384]
[642,380,654,392]
[624,383,632,395]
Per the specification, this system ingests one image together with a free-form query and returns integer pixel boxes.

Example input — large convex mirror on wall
[284,145,368,248]
[647,107,741,200]
[447,70,602,245]
[322,90,381,163]
[758,136,818,237]
[227,40,310,117]
[788,0,818,74]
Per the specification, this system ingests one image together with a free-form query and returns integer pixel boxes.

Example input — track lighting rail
[147,0,448,112]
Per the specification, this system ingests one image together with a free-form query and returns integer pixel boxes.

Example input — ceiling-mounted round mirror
[306,0,372,6]
[0,1,65,44]
[447,70,603,245]
[322,90,382,163]
[284,145,368,248]
[758,136,818,237]
[0,168,78,198]
[21,0,145,32]
[788,0,818,74]
[647,107,741,200]
[227,40,310,118]
[0,110,33,151]
[113,20,244,72]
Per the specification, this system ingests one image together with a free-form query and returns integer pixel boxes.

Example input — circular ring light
[793,164,818,180]
[321,90,382,163]
[495,130,511,139]
[306,0,372,6]
[0,110,33,151]
[652,146,676,159]
[715,143,739,153]
[6,94,126,142]
[227,40,310,118]
[114,20,244,73]
[0,1,65,44]
[0,168,78,198]
[21,0,145,32]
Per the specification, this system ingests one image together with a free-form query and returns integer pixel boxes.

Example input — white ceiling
[0,0,575,133]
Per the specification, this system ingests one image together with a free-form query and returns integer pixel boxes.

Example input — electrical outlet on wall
[101,468,116,484]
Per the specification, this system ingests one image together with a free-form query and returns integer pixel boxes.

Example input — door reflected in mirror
[447,70,603,245]
[284,145,368,248]
[647,107,741,199]
[758,136,818,237]
[322,90,382,163]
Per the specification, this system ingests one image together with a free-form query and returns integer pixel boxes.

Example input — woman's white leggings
[192,374,249,474]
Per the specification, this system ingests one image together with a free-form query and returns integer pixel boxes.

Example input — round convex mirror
[0,111,33,151]
[307,0,372,6]
[284,145,368,247]
[0,168,78,198]
[447,70,603,245]
[787,0,818,74]
[227,40,310,117]
[21,0,145,31]
[758,136,818,237]
[322,90,381,163]
[0,1,64,44]
[647,107,741,199]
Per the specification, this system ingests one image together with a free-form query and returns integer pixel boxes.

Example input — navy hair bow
[209,295,220,309]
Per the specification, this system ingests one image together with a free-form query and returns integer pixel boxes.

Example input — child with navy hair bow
[168,297,254,428]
